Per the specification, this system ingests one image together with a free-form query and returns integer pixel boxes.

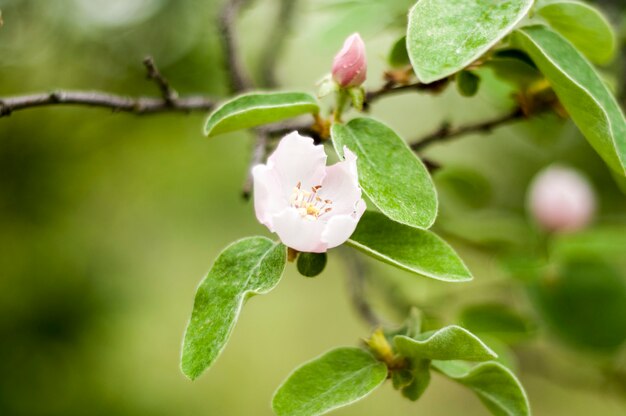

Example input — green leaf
[272,347,387,416]
[395,326,497,361]
[434,166,491,209]
[401,359,431,401]
[181,237,286,379]
[456,70,481,97]
[512,25,626,176]
[459,303,536,343]
[537,0,616,65]
[485,50,542,88]
[433,360,530,416]
[204,92,319,137]
[528,258,626,352]
[406,0,534,83]
[297,252,327,278]
[348,211,472,282]
[331,117,437,229]
[388,36,410,68]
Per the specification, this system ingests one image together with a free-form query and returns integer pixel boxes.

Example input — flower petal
[321,200,366,249]
[319,147,362,215]
[268,132,327,198]
[252,164,286,231]
[272,207,328,253]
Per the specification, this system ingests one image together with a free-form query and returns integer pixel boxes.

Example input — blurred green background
[1,0,626,415]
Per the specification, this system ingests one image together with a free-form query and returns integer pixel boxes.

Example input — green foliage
[459,303,536,343]
[456,70,481,97]
[406,0,533,83]
[297,252,327,278]
[434,166,491,209]
[272,347,387,416]
[537,0,616,65]
[348,211,472,282]
[485,51,542,88]
[550,226,626,260]
[181,237,286,379]
[512,25,626,176]
[388,36,410,68]
[394,325,497,361]
[432,360,530,416]
[528,258,626,352]
[204,92,319,137]
[399,360,431,401]
[331,117,437,229]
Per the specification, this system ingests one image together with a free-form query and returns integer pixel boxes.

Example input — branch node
[50,91,63,102]
[143,56,179,105]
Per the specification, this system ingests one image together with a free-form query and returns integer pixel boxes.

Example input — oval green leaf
[347,211,472,282]
[297,252,327,278]
[388,35,410,68]
[512,25,626,176]
[432,360,530,416]
[272,347,387,416]
[181,237,286,379]
[538,0,616,65]
[331,117,437,229]
[456,70,481,97]
[204,92,319,137]
[407,0,533,83]
[395,325,497,361]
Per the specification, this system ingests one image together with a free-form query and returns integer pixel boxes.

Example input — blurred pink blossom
[252,132,366,252]
[527,165,596,232]
[332,33,367,88]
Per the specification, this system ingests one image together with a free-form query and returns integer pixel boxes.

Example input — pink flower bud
[527,165,596,233]
[332,33,367,88]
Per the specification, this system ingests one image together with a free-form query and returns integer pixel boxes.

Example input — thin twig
[0,91,214,117]
[259,0,298,88]
[242,130,269,199]
[410,107,526,151]
[341,247,383,328]
[143,56,179,105]
[218,0,253,93]
[364,78,450,109]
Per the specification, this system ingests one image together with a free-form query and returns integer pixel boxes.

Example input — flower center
[289,181,333,220]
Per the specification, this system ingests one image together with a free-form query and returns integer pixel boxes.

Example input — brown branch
[143,56,179,104]
[218,0,253,93]
[410,107,526,151]
[0,91,214,117]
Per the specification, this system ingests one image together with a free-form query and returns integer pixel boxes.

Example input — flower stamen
[290,182,333,220]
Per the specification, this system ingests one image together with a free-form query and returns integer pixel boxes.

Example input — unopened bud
[527,165,596,232]
[332,33,367,88]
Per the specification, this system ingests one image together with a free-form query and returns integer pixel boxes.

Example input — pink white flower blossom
[252,132,366,253]
[332,33,367,88]
[527,165,596,232]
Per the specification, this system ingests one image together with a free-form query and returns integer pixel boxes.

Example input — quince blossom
[252,132,366,253]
